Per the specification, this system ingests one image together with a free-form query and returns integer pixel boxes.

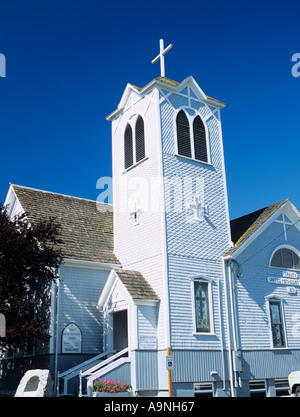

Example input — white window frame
[249,380,267,397]
[123,114,147,172]
[174,108,211,166]
[194,382,214,397]
[190,276,214,335]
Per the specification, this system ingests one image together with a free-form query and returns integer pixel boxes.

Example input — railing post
[87,379,93,397]
[63,377,68,396]
[79,370,82,397]
[56,372,60,397]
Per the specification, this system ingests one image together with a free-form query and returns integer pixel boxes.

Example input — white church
[2,41,300,397]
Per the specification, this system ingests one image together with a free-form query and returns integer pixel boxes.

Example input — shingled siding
[160,93,231,353]
[111,88,168,351]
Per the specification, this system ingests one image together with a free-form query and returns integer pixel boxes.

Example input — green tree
[0,202,63,352]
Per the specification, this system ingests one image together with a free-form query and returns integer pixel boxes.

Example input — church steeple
[107,44,231,390]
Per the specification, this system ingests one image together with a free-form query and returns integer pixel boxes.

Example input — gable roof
[9,185,120,265]
[98,268,159,308]
[112,268,159,301]
[226,199,289,256]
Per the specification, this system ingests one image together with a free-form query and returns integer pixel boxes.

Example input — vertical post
[79,370,82,397]
[160,39,165,78]
[56,372,60,397]
[151,39,173,78]
[167,347,173,397]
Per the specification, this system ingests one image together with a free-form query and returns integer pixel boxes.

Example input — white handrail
[57,349,116,396]
[82,347,129,376]
[85,350,131,397]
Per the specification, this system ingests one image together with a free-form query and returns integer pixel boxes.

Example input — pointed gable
[113,269,159,302]
[226,199,290,256]
[98,268,159,309]
[106,76,225,122]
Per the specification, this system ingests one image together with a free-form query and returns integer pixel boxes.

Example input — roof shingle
[113,268,159,301]
[12,185,120,265]
[226,199,289,256]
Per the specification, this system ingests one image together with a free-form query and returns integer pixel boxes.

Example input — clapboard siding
[99,362,131,384]
[172,350,229,382]
[137,305,158,339]
[168,255,228,350]
[135,350,158,389]
[58,265,110,354]
[241,349,300,379]
[233,220,300,351]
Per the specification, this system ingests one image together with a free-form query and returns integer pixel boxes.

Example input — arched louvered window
[193,116,208,163]
[135,116,145,163]
[176,110,191,158]
[124,124,133,169]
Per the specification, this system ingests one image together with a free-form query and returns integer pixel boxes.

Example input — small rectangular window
[269,300,286,348]
[194,383,213,397]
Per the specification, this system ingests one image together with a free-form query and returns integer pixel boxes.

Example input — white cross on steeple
[151,39,173,78]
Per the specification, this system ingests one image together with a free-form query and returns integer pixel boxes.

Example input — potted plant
[92,379,133,397]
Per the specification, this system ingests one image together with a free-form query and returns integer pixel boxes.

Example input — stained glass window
[194,281,210,333]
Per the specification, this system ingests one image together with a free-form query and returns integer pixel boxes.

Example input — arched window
[135,116,145,163]
[193,115,208,163]
[176,110,191,158]
[176,110,209,163]
[270,247,300,270]
[124,123,133,169]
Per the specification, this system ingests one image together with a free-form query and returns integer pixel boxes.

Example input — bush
[92,379,132,393]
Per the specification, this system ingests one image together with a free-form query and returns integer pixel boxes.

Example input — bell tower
[106,40,232,394]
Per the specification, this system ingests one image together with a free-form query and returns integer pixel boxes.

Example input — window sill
[175,154,212,167]
[269,346,289,350]
[193,332,216,337]
[122,157,149,174]
[268,266,300,273]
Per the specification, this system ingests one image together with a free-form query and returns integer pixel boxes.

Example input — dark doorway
[113,310,128,352]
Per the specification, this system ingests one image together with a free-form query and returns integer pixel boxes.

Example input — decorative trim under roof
[106,75,226,121]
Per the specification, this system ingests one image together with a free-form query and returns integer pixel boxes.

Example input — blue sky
[0,0,299,220]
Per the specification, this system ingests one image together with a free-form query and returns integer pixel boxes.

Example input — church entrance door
[113,310,128,352]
